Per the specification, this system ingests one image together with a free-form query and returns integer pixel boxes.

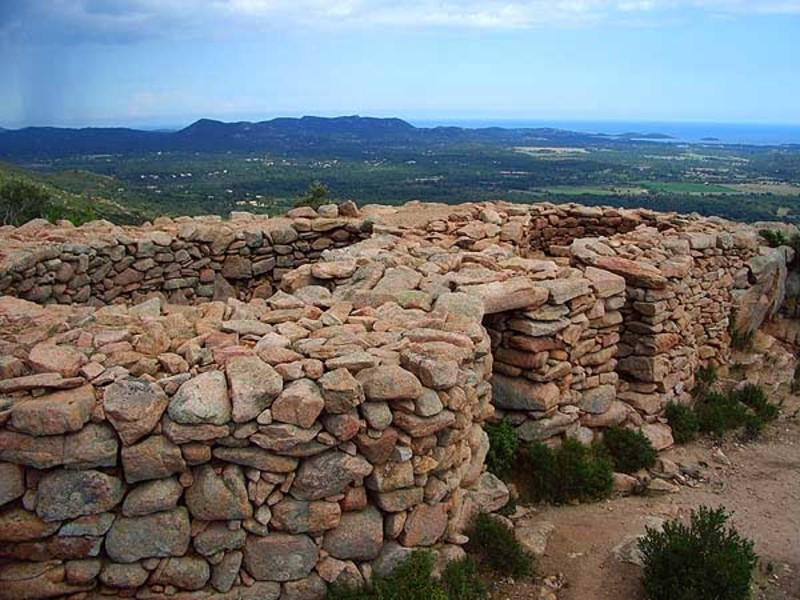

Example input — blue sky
[1,1,799,128]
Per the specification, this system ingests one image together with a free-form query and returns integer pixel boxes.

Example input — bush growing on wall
[484,419,519,479]
[639,506,758,600]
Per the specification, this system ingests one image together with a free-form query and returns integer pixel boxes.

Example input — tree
[0,180,53,226]
[295,181,329,209]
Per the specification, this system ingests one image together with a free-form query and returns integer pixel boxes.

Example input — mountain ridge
[0,115,612,158]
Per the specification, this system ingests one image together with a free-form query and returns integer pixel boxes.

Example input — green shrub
[665,402,699,444]
[639,506,758,600]
[0,180,53,226]
[792,363,800,394]
[465,512,535,578]
[742,413,766,440]
[525,439,614,504]
[694,384,779,439]
[484,419,519,479]
[496,495,517,517]
[695,364,717,386]
[731,383,779,423]
[440,557,487,600]
[45,197,98,226]
[601,427,657,474]
[327,551,449,600]
[727,309,753,351]
[295,181,330,209]
[695,391,749,436]
[759,228,789,248]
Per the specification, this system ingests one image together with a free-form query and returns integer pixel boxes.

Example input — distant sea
[411,119,800,146]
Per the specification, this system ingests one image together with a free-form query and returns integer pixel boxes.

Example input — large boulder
[185,464,252,520]
[168,371,231,425]
[322,507,383,560]
[243,534,318,582]
[103,378,169,445]
[272,379,325,428]
[122,477,183,517]
[733,248,788,336]
[0,463,25,507]
[461,278,549,314]
[226,356,283,423]
[291,451,373,500]
[491,375,560,411]
[120,435,186,483]
[27,343,86,378]
[271,499,342,534]
[357,366,424,401]
[318,368,365,413]
[401,503,448,547]
[105,507,191,563]
[10,385,94,436]
[36,470,123,522]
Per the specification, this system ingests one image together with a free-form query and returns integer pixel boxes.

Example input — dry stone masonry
[0,200,791,599]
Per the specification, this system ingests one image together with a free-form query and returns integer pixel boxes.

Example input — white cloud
[210,0,800,26]
[6,0,800,43]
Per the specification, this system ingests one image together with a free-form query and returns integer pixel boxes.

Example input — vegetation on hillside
[0,161,139,225]
[2,119,800,225]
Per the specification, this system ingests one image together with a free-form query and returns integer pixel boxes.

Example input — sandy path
[511,416,800,600]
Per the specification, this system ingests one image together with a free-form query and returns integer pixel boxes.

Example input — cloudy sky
[1,0,799,127]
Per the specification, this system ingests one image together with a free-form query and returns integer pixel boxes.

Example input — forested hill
[0,115,617,159]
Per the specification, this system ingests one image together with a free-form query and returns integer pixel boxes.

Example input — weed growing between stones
[728,308,754,351]
[465,512,536,579]
[639,506,758,600]
[496,495,518,517]
[326,551,486,600]
[757,228,800,253]
[759,228,789,248]
[665,402,700,443]
[601,427,657,474]
[484,419,519,480]
[792,363,800,393]
[523,439,614,504]
[695,363,718,389]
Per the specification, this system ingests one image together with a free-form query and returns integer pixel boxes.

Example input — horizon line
[3,114,800,132]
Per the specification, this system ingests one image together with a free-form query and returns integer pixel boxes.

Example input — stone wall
[0,200,791,599]
[420,201,789,448]
[0,283,504,599]
[483,263,627,445]
[0,203,368,307]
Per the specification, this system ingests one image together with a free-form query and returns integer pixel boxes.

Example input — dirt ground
[493,399,800,600]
